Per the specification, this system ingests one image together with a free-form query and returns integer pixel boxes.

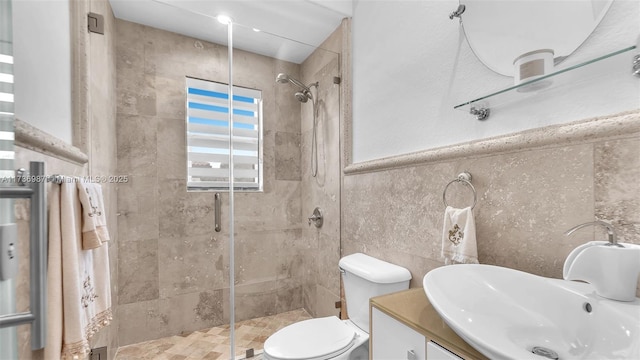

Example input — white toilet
[263,253,412,360]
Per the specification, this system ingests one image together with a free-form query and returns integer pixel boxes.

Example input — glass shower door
[230,20,343,358]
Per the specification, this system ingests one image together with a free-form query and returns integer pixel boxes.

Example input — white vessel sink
[423,264,640,360]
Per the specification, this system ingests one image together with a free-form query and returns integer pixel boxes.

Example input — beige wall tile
[117,299,172,345]
[595,138,640,244]
[155,74,187,120]
[117,176,159,242]
[116,114,158,177]
[157,179,216,238]
[341,128,640,296]
[115,20,145,71]
[116,69,157,116]
[162,290,226,335]
[158,233,227,298]
[275,132,301,181]
[118,239,159,304]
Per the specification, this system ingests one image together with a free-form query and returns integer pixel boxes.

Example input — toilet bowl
[263,316,368,360]
[262,253,411,360]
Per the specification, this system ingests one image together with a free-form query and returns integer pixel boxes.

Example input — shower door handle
[214,193,221,232]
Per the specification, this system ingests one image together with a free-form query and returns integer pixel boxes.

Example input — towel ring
[442,172,477,210]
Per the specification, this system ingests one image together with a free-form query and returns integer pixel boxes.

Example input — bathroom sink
[423,264,640,360]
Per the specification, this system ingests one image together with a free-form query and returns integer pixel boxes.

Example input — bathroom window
[186,77,263,192]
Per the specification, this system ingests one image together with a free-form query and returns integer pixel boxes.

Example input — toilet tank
[339,253,412,332]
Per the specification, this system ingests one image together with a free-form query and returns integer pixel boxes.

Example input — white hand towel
[77,181,110,250]
[441,206,479,264]
[45,182,112,360]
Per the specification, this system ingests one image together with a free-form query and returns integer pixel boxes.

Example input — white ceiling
[109,0,352,64]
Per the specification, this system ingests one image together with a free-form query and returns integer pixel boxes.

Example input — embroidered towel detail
[441,206,479,264]
[77,181,110,250]
[45,182,112,360]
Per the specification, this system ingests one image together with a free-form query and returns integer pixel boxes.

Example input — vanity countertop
[370,288,488,359]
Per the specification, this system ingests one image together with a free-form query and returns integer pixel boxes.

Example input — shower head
[275,73,311,92]
[276,73,318,103]
[295,91,309,103]
[276,74,320,178]
[276,73,290,84]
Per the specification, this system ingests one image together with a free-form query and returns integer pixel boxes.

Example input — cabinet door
[371,307,426,360]
[426,341,463,360]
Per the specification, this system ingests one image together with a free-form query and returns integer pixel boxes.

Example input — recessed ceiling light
[216,14,232,25]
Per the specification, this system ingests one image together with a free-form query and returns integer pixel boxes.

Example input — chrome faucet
[564,220,622,247]
[563,220,639,301]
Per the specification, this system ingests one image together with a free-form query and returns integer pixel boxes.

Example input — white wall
[352,0,640,163]
[13,0,72,144]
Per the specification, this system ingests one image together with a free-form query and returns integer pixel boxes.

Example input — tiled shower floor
[115,309,312,360]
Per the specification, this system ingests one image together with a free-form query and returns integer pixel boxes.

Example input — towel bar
[442,172,478,210]
[15,168,65,185]
[0,161,47,350]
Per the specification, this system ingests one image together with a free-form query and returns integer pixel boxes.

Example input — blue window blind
[0,25,15,177]
[186,77,263,191]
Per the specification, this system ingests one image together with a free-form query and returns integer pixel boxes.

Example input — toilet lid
[264,316,356,360]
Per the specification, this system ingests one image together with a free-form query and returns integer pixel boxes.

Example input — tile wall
[341,112,640,295]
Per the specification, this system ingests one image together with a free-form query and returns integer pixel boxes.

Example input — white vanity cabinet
[371,307,426,359]
[369,289,487,360]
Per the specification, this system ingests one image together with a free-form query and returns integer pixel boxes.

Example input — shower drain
[531,346,559,360]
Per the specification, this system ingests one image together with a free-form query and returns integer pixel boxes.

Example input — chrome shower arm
[288,77,310,92]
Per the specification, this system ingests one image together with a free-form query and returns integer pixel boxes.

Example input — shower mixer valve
[308,207,323,228]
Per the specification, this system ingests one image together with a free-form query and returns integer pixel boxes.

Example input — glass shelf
[454,45,638,119]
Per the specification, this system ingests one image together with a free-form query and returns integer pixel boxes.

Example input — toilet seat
[263,316,357,360]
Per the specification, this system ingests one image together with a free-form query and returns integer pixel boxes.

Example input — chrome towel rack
[442,171,477,210]
[15,168,64,185]
[0,161,47,350]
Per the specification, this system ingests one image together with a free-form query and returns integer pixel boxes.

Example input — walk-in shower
[276,73,320,177]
